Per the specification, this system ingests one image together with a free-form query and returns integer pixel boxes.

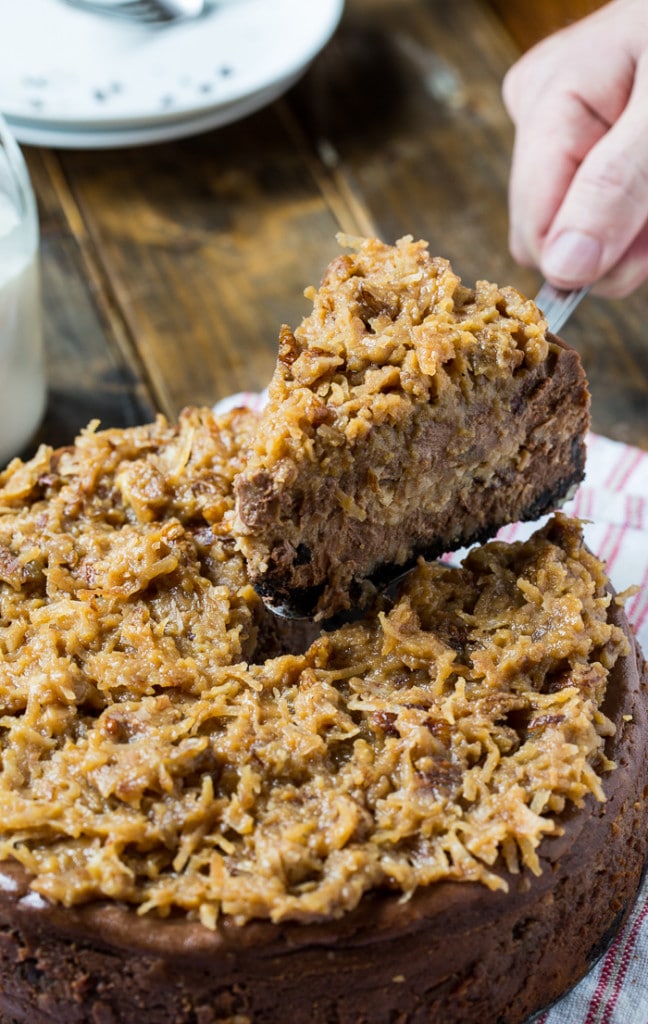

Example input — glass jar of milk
[0,115,44,468]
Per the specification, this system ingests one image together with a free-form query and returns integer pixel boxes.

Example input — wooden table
[23,0,648,457]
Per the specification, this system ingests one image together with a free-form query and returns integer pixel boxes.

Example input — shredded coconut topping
[252,234,549,459]
[0,404,627,935]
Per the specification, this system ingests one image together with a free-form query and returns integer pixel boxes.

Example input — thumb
[540,54,648,289]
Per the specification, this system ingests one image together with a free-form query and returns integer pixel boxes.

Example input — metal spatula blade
[534,281,589,334]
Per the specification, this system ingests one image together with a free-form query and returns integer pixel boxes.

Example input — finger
[503,14,635,129]
[540,55,648,289]
[590,218,648,297]
[506,91,608,268]
[503,5,637,272]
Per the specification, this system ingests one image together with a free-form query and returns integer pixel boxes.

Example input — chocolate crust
[240,334,590,620]
[0,603,645,1024]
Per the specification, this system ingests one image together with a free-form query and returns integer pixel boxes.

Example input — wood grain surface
[484,0,606,52]
[21,0,648,455]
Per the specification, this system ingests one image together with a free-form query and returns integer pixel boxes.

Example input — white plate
[0,0,343,130]
[4,72,300,148]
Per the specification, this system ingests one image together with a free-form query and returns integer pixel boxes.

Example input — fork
[62,0,204,24]
[534,281,590,335]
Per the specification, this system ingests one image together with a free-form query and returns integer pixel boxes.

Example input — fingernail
[542,230,602,284]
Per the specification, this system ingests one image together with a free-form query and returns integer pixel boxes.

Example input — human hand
[503,0,648,298]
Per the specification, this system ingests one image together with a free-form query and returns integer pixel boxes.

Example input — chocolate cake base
[0,603,645,1024]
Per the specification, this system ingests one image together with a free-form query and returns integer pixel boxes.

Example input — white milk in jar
[0,124,45,468]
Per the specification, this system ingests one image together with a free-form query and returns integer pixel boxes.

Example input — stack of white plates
[0,0,343,148]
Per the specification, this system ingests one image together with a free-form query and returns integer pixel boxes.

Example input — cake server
[534,281,589,335]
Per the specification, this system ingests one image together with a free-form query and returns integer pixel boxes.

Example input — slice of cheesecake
[234,236,590,619]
